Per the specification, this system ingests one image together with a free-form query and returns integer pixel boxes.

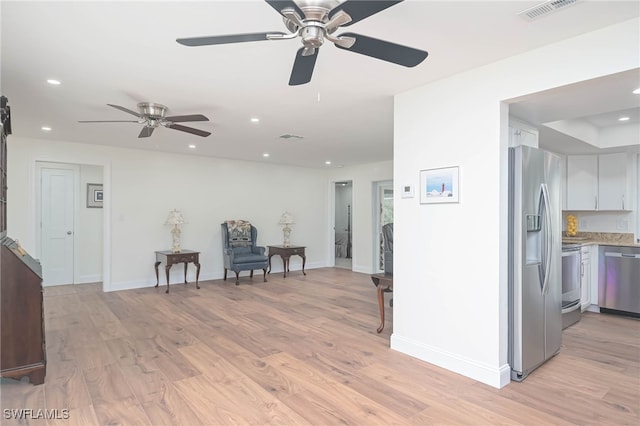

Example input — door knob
[66,231,72,235]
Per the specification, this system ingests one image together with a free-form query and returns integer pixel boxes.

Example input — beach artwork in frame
[420,166,459,204]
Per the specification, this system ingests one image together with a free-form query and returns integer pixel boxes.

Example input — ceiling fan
[176,0,428,86]
[78,103,211,138]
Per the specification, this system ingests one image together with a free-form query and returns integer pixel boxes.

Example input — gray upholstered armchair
[221,221,268,285]
[382,223,393,275]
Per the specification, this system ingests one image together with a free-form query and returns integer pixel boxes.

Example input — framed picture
[420,166,459,204]
[87,183,103,208]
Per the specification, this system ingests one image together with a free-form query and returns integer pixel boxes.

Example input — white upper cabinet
[509,118,539,148]
[566,153,633,211]
[567,155,598,210]
[598,153,630,210]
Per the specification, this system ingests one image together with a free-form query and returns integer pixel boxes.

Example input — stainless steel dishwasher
[598,245,640,317]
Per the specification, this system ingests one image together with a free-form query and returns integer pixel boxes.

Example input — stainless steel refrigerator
[508,145,562,381]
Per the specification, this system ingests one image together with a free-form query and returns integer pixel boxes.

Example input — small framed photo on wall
[87,183,103,208]
[420,166,459,204]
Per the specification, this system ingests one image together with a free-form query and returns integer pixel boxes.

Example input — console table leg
[165,265,171,293]
[195,262,201,289]
[282,256,289,278]
[376,283,385,333]
[154,261,161,288]
[302,255,307,276]
[183,262,188,284]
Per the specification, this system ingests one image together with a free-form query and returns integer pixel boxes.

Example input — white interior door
[41,167,75,286]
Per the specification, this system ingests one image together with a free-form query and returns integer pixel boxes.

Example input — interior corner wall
[7,137,330,291]
[392,18,639,388]
[328,161,393,273]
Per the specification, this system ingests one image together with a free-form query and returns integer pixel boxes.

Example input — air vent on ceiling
[279,134,304,140]
[518,0,580,21]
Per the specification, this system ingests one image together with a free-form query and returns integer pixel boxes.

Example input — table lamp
[278,212,295,247]
[165,209,185,253]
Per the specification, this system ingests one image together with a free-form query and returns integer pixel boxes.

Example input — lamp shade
[165,209,184,225]
[278,211,294,225]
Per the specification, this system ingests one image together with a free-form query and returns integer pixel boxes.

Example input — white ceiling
[2,0,639,168]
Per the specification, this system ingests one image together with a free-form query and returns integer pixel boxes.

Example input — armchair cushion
[226,220,253,247]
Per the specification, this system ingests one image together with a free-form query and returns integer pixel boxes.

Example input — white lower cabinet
[580,245,591,311]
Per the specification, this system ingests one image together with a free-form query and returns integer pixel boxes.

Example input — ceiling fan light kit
[176,0,428,86]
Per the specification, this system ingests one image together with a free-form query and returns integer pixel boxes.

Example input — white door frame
[36,162,79,285]
[32,158,110,291]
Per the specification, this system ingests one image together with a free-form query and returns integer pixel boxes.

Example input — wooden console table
[154,250,200,293]
[267,245,306,278]
[371,273,393,333]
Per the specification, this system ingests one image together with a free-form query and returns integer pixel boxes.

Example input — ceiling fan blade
[264,0,305,19]
[166,123,211,137]
[107,104,142,118]
[177,32,286,46]
[328,0,403,26]
[78,120,139,123]
[138,126,154,138]
[164,114,209,123]
[289,47,319,86]
[335,33,428,67]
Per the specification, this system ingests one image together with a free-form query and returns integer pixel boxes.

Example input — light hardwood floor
[1,267,638,425]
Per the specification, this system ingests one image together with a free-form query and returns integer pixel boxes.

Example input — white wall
[328,161,393,273]
[393,18,639,388]
[8,137,330,291]
[77,164,103,283]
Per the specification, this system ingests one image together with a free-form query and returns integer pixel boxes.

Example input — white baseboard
[76,274,102,284]
[390,333,510,389]
[105,263,328,292]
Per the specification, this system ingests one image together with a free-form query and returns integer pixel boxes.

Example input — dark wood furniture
[0,97,46,385]
[267,245,306,278]
[1,237,46,384]
[371,273,393,333]
[154,250,200,293]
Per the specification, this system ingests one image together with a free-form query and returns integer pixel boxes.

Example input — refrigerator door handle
[540,183,552,295]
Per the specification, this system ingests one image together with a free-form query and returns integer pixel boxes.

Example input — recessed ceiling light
[41,126,52,131]
[325,161,331,165]
[251,117,260,123]
[188,144,196,149]
[46,79,61,85]
[263,153,269,157]
[633,88,640,95]
[618,116,630,122]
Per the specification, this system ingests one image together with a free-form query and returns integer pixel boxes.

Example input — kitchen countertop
[562,232,640,248]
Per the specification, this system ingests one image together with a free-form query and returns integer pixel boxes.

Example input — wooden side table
[267,245,306,278]
[154,250,200,293]
[371,273,393,333]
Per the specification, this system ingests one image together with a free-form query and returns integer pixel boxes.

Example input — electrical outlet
[579,218,588,230]
[616,220,628,231]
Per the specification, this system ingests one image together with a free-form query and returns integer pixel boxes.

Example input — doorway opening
[36,161,104,286]
[374,180,393,273]
[334,181,352,269]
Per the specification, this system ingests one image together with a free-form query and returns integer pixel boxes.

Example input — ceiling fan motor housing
[137,102,167,119]
[283,0,341,39]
